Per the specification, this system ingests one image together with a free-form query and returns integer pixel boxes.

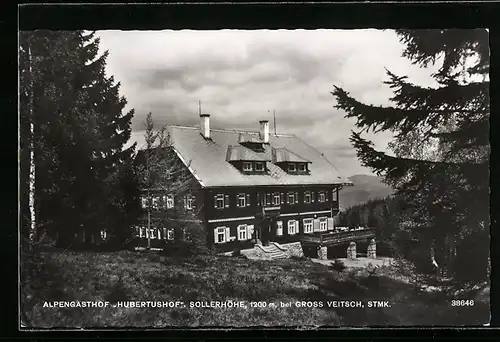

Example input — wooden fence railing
[300,229,375,246]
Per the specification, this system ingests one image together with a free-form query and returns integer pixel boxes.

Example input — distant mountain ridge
[339,174,394,210]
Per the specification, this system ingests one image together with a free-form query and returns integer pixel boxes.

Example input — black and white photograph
[19,18,490,328]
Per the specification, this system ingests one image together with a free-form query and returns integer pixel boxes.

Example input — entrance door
[261,218,271,246]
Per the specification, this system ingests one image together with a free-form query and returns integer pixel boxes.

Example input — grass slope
[25,250,489,328]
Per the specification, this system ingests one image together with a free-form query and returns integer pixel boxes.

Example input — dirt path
[311,256,394,268]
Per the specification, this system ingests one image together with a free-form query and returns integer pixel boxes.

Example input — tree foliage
[331,29,489,284]
[134,113,204,252]
[19,30,138,248]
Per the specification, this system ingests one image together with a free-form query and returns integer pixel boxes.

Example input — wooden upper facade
[136,115,351,251]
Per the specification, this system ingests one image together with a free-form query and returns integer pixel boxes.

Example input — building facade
[137,114,351,252]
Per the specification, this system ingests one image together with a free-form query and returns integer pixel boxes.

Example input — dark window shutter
[295,192,298,204]
[325,191,329,201]
[312,191,315,202]
[246,194,250,206]
[214,195,217,208]
[257,193,260,206]
[225,194,230,208]
[280,193,284,204]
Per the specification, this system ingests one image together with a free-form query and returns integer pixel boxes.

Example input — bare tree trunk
[28,43,36,247]
[430,245,440,277]
[147,210,151,250]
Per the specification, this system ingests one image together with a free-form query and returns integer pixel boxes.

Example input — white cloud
[97,29,441,176]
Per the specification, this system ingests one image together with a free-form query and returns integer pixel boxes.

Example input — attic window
[287,163,296,172]
[243,162,252,171]
[255,162,265,172]
[298,163,306,172]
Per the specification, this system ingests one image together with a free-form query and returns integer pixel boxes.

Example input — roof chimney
[259,120,269,143]
[200,114,210,139]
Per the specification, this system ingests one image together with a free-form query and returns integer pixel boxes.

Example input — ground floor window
[167,228,174,240]
[288,220,299,235]
[303,218,313,233]
[215,227,227,244]
[319,217,328,231]
[238,224,248,241]
[276,221,283,236]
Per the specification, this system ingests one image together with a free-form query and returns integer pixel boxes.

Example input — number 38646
[451,299,474,306]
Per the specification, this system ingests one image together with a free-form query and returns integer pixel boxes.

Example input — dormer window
[243,162,253,171]
[287,163,296,172]
[298,163,306,172]
[255,162,265,172]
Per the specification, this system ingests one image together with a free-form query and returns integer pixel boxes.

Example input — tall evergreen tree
[19,30,138,248]
[331,29,489,283]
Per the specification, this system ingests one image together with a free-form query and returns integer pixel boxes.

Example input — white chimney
[200,114,210,138]
[259,120,269,143]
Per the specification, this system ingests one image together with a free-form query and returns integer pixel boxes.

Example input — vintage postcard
[19,5,490,330]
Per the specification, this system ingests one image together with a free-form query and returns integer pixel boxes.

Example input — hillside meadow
[22,250,489,328]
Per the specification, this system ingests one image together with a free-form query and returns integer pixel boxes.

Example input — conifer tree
[19,30,138,248]
[331,29,489,283]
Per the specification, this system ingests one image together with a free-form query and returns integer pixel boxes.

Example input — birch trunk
[28,42,36,246]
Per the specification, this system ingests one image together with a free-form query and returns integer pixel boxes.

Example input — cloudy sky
[96,29,440,176]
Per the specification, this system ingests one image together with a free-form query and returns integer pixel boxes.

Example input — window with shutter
[266,193,271,206]
[276,221,283,236]
[327,217,334,230]
[167,229,174,240]
[304,191,311,203]
[287,192,295,204]
[319,217,328,231]
[225,227,231,241]
[152,196,159,210]
[215,194,225,208]
[246,194,250,206]
[215,227,226,244]
[214,228,219,243]
[247,225,254,239]
[237,193,246,207]
[313,219,320,232]
[166,194,174,209]
[273,192,280,205]
[225,195,230,208]
[319,191,326,203]
[237,225,248,240]
[303,218,313,233]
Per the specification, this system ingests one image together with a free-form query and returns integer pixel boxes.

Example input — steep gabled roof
[164,125,351,188]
